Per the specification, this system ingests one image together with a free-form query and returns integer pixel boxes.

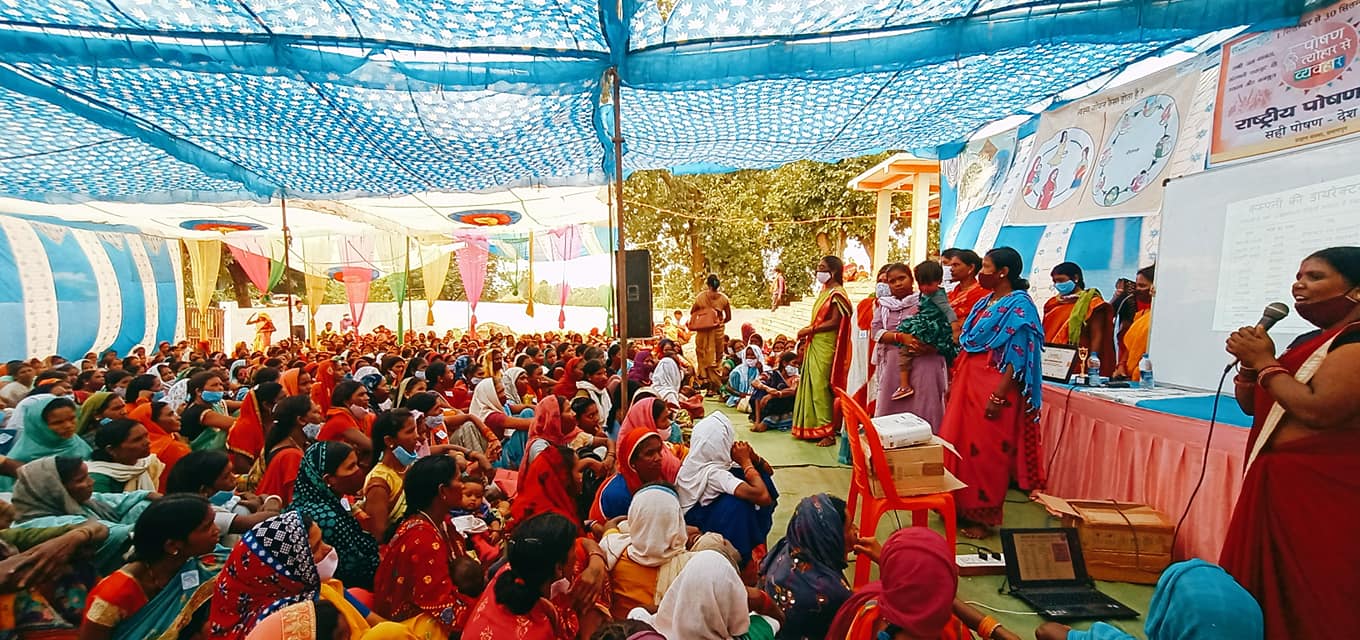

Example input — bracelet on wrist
[1257,365,1289,387]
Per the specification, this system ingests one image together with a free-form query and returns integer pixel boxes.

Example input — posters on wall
[1211,0,1360,164]
[941,129,1018,217]
[1005,64,1200,225]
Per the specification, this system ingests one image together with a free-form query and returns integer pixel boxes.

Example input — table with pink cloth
[1039,383,1249,562]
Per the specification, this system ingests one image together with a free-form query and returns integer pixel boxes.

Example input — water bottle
[1138,354,1155,389]
[1086,351,1101,386]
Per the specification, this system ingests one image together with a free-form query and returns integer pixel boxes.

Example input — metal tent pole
[281,198,295,342]
[609,67,629,413]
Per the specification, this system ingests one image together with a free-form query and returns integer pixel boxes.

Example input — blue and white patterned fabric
[0,1,1319,202]
[0,214,183,360]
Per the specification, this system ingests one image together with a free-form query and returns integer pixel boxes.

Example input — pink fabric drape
[226,244,272,293]
[339,237,375,330]
[548,226,583,330]
[1038,383,1247,561]
[455,232,489,332]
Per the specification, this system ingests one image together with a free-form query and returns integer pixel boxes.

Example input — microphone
[1224,302,1291,372]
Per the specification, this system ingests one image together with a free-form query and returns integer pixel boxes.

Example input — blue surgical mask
[99,417,114,426]
[392,446,419,467]
[875,282,892,299]
[1055,280,1078,295]
[209,490,236,506]
[425,415,445,430]
[152,390,165,402]
[303,423,322,440]
[200,390,224,403]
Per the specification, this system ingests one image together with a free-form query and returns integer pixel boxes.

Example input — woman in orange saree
[1041,262,1116,377]
[1221,246,1360,640]
[792,256,853,447]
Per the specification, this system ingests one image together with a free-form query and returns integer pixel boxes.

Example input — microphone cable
[1171,364,1233,554]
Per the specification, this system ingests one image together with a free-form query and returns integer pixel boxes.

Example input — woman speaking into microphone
[1221,246,1360,640]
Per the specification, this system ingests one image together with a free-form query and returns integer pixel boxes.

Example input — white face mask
[303,423,322,440]
[785,365,799,377]
[315,547,339,581]
[744,358,759,368]
[815,271,832,285]
[875,282,892,298]
[548,576,571,599]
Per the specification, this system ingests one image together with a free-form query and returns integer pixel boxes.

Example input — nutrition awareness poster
[1211,1,1360,164]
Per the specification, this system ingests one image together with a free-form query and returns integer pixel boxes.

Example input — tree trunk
[688,220,706,293]
[223,257,254,308]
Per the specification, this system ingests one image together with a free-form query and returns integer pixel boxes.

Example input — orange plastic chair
[833,387,957,587]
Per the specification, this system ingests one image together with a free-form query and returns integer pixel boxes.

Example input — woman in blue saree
[11,456,154,574]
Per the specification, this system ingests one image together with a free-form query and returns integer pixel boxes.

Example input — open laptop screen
[1011,531,1078,582]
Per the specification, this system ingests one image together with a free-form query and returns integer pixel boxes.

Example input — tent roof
[0,0,1318,219]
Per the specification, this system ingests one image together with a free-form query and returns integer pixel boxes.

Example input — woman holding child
[872,262,954,429]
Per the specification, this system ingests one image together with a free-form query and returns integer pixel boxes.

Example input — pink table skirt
[1039,383,1248,562]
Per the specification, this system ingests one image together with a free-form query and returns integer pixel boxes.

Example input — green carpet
[708,400,1154,639]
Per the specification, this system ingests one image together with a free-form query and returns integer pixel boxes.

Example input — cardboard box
[865,436,967,498]
[1034,494,1174,584]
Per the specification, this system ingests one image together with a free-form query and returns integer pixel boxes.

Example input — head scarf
[600,485,688,569]
[76,391,117,436]
[643,550,751,640]
[509,445,580,533]
[451,355,472,381]
[467,378,504,423]
[1068,559,1263,640]
[675,412,736,511]
[527,396,580,448]
[12,456,118,522]
[226,389,265,461]
[229,359,250,383]
[501,367,527,405]
[616,428,662,494]
[354,366,381,383]
[732,345,766,383]
[210,512,322,640]
[758,494,852,639]
[279,369,302,396]
[552,357,584,398]
[7,394,91,462]
[649,357,683,405]
[740,323,756,344]
[311,360,337,410]
[826,528,955,640]
[618,398,662,443]
[289,442,380,589]
[628,350,654,384]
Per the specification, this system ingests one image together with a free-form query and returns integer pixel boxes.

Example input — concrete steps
[753,280,876,340]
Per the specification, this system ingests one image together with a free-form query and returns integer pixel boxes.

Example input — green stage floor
[710,400,1155,639]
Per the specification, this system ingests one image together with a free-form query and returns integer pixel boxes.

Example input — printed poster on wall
[941,129,1018,217]
[1005,64,1199,225]
[1211,1,1360,164]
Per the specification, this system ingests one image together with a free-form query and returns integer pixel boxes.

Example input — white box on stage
[870,412,934,449]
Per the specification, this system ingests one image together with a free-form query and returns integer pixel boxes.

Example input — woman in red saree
[943,249,987,339]
[128,402,190,493]
[939,248,1045,539]
[792,256,853,446]
[1041,262,1116,377]
[1222,246,1360,640]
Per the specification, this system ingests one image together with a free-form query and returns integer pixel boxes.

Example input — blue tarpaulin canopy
[0,0,1321,204]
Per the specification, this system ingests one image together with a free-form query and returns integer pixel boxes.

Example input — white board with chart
[1152,137,1360,391]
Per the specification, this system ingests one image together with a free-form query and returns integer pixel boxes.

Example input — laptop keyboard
[1024,590,1119,609]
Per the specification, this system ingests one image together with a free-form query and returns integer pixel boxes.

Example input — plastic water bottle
[1086,352,1101,386]
[1138,354,1155,389]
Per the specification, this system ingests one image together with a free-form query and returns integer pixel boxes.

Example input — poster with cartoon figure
[1006,64,1199,224]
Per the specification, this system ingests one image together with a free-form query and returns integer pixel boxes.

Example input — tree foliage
[622,152,916,309]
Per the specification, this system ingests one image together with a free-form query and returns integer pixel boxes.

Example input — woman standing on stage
[1222,246,1360,640]
[938,247,1045,539]
[792,256,853,447]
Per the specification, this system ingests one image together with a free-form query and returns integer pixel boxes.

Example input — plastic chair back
[833,386,909,503]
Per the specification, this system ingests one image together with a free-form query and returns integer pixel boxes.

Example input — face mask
[1295,292,1360,329]
[1054,280,1078,295]
[875,282,892,298]
[469,377,484,387]
[303,423,322,440]
[548,577,571,599]
[1135,289,1153,303]
[977,271,1000,290]
[112,387,126,399]
[425,414,446,430]
[815,271,832,285]
[315,547,339,581]
[392,445,420,467]
[350,404,368,419]
[413,370,426,380]
[209,490,236,507]
[941,265,953,285]
[99,417,114,426]
[200,390,224,403]
[152,390,166,402]
[785,365,799,377]
[744,358,759,368]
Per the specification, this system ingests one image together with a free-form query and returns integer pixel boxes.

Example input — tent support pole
[398,236,409,346]
[609,66,629,414]
[281,198,295,343]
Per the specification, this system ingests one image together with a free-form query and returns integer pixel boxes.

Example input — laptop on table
[999,528,1140,621]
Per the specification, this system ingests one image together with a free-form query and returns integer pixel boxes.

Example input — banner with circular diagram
[1006,65,1199,225]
